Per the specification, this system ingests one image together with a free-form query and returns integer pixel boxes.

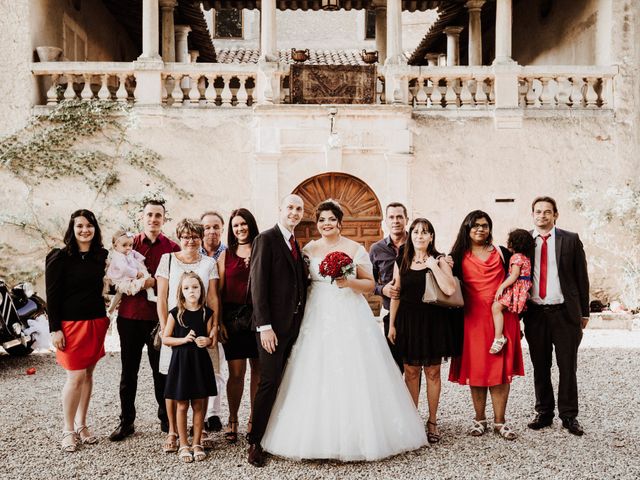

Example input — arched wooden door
[292,172,383,314]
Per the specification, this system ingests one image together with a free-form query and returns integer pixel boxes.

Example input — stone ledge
[587,312,639,331]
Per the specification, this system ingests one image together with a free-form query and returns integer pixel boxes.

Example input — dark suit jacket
[527,228,590,324]
[250,224,308,336]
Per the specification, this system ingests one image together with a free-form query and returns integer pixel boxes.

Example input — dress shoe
[527,414,553,430]
[205,415,222,432]
[248,443,265,467]
[561,417,584,436]
[109,423,135,442]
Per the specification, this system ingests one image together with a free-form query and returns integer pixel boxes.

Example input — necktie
[289,235,299,261]
[539,234,551,299]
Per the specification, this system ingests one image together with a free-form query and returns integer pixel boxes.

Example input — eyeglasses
[471,223,490,231]
[179,235,201,242]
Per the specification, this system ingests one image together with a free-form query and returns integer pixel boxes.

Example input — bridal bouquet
[319,251,355,283]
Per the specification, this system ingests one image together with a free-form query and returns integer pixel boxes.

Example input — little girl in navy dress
[163,272,217,463]
[490,229,536,354]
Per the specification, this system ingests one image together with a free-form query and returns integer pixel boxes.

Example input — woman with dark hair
[387,218,462,444]
[217,208,260,443]
[46,209,109,452]
[448,210,525,440]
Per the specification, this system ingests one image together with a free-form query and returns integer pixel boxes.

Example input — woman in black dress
[46,209,109,452]
[388,218,462,444]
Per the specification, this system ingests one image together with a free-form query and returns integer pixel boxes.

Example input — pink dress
[497,253,532,314]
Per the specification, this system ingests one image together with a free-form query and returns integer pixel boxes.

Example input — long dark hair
[400,218,442,274]
[62,209,103,255]
[450,210,493,270]
[227,208,259,253]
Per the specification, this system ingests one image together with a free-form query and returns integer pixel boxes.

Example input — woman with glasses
[448,211,524,440]
[156,219,221,455]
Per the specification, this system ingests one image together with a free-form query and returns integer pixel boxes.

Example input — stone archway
[292,172,383,314]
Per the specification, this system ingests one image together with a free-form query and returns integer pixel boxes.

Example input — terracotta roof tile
[215,48,410,65]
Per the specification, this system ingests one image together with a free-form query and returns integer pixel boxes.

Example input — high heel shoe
[427,420,442,444]
[225,419,238,444]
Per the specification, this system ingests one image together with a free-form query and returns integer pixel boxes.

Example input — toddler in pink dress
[490,229,535,354]
[106,229,156,314]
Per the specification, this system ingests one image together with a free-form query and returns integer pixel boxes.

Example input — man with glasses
[109,200,180,441]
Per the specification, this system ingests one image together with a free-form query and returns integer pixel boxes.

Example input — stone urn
[35,46,63,62]
[291,48,310,63]
[361,50,378,64]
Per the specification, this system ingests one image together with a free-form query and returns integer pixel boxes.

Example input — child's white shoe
[490,336,507,354]
[146,288,158,303]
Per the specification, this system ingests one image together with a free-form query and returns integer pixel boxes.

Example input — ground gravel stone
[1,334,639,479]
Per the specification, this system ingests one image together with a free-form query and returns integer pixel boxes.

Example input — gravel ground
[1,330,639,480]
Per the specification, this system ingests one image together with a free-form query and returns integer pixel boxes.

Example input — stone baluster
[488,79,495,105]
[221,75,233,107]
[161,75,169,103]
[205,75,217,105]
[98,74,111,100]
[539,77,554,107]
[47,74,60,105]
[429,77,443,108]
[81,74,93,101]
[459,77,474,108]
[524,78,538,107]
[415,77,428,106]
[64,74,76,100]
[171,74,184,105]
[555,76,570,108]
[116,74,129,102]
[569,77,584,108]
[585,77,599,108]
[600,77,610,108]
[474,75,486,107]
[237,75,249,107]
[444,77,458,109]
[188,74,201,105]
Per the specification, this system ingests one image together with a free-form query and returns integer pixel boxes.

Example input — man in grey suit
[524,196,590,436]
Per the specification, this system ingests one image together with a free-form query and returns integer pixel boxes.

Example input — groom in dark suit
[524,196,590,436]
[247,194,308,467]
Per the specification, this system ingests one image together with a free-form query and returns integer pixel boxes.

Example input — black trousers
[248,322,300,445]
[523,305,582,419]
[117,316,168,426]
[383,314,404,374]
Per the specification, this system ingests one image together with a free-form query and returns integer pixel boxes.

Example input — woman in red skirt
[46,209,109,452]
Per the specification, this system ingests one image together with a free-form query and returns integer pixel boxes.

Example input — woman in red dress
[448,210,524,440]
[46,209,110,452]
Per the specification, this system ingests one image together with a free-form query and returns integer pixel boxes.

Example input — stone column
[260,0,277,62]
[174,25,191,63]
[595,0,612,65]
[444,26,464,66]
[160,0,177,62]
[466,0,485,66]
[139,0,161,60]
[425,53,439,67]
[494,0,513,64]
[385,0,404,65]
[189,50,200,63]
[375,7,387,64]
[438,53,447,66]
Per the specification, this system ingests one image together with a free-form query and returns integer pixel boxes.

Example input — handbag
[422,269,464,308]
[223,303,253,335]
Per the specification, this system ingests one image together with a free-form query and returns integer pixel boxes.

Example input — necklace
[413,254,428,264]
[79,251,89,260]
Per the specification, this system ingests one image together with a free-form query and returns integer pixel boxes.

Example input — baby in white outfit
[106,229,157,314]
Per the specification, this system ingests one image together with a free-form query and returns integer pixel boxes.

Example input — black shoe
[561,417,584,436]
[248,443,265,467]
[109,422,135,442]
[527,414,554,430]
[160,421,169,434]
[205,416,222,432]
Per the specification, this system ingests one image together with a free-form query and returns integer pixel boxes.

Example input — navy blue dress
[164,306,218,400]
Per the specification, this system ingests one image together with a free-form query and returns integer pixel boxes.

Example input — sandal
[178,445,193,463]
[163,432,179,453]
[75,425,98,445]
[225,419,238,444]
[490,336,508,354]
[426,420,442,444]
[245,420,252,442]
[61,430,79,452]
[201,431,215,449]
[494,422,517,441]
[469,419,488,437]
[192,444,206,462]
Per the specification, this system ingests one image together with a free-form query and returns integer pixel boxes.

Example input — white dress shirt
[530,226,564,305]
[256,223,295,333]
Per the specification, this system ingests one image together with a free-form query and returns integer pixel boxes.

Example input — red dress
[449,249,524,386]
[497,253,532,314]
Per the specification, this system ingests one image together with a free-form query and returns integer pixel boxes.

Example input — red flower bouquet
[319,251,355,283]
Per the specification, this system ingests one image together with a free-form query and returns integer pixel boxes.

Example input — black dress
[164,307,218,401]
[395,264,463,366]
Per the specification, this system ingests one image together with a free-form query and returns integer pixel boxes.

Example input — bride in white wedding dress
[261,200,427,461]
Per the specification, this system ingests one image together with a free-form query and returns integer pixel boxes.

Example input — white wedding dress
[261,246,427,461]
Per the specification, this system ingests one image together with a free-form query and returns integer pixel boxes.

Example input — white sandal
[178,446,193,463]
[192,444,206,462]
[469,419,487,436]
[75,424,98,445]
[490,336,508,354]
[61,431,79,452]
[494,422,517,440]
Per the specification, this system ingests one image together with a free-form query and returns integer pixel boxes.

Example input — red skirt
[56,317,109,371]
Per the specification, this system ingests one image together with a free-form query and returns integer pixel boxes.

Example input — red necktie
[539,234,551,299]
[289,235,299,261]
